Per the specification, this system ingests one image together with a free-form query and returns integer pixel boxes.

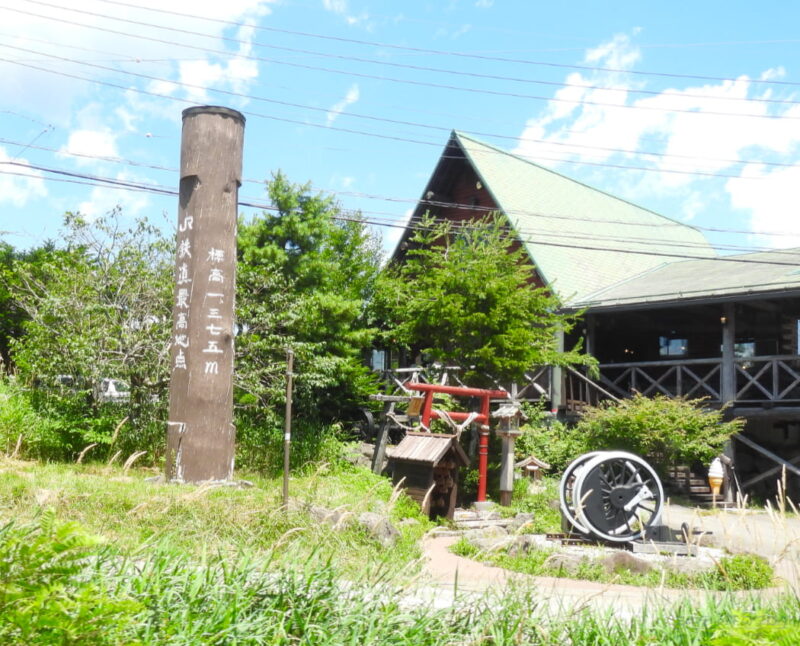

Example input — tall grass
[0,457,433,578]
[2,512,800,645]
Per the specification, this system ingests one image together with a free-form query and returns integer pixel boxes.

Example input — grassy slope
[2,458,800,644]
[0,457,431,578]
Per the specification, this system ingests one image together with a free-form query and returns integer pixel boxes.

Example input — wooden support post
[723,439,736,504]
[371,400,394,475]
[282,349,294,507]
[721,303,736,405]
[499,435,515,506]
[585,315,596,357]
[165,106,245,483]
[550,330,565,414]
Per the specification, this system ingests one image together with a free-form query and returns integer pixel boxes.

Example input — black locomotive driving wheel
[571,451,664,543]
[558,451,603,536]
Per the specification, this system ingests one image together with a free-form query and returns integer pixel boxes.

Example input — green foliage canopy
[236,172,382,441]
[7,211,173,457]
[373,213,587,384]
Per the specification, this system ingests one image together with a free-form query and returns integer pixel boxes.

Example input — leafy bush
[704,554,774,591]
[450,536,479,558]
[509,476,563,533]
[235,415,347,474]
[0,380,68,460]
[0,511,138,644]
[710,611,800,645]
[516,405,591,474]
[572,394,742,470]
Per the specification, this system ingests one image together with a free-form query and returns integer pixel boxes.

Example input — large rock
[464,525,511,553]
[509,512,535,533]
[506,534,545,557]
[542,552,589,575]
[464,525,508,542]
[358,512,400,547]
[600,551,653,575]
[343,443,375,469]
[309,505,350,529]
[660,556,717,576]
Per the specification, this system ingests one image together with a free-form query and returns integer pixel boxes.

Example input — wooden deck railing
[381,365,550,402]
[584,354,800,406]
[734,355,800,403]
[596,358,723,401]
[384,354,800,411]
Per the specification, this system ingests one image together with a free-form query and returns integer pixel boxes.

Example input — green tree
[236,173,382,436]
[7,210,172,458]
[373,213,588,385]
[0,241,59,371]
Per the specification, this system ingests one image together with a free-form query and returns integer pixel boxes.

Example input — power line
[0,160,175,195]
[18,0,794,108]
[5,41,796,176]
[0,137,176,174]
[4,134,798,244]
[3,162,799,267]
[4,2,799,121]
[0,52,781,184]
[92,0,800,89]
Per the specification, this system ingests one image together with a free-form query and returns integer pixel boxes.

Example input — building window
[659,336,688,357]
[371,349,386,372]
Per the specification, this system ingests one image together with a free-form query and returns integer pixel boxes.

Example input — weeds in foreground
[0,457,433,578]
[1,513,800,645]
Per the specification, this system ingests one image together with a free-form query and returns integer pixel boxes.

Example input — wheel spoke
[562,451,663,543]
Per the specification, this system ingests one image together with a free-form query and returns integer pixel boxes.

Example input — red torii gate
[406,382,508,502]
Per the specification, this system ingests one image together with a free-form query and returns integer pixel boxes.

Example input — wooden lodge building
[390,131,800,498]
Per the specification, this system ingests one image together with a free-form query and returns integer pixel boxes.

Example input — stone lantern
[492,403,527,506]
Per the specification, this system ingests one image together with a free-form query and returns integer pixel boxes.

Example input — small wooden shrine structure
[386,432,469,520]
[515,455,551,481]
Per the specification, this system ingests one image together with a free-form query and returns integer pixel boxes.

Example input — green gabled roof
[453,132,716,304]
[571,248,800,310]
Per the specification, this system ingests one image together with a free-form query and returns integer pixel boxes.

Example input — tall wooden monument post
[165,106,245,483]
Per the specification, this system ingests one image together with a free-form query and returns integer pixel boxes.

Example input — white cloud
[323,0,348,13]
[584,33,641,71]
[726,164,800,248]
[0,0,275,124]
[326,84,360,126]
[382,207,413,259]
[59,129,119,165]
[0,147,47,206]
[321,0,372,28]
[77,171,150,221]
[513,31,800,246]
[178,60,225,104]
[475,0,494,7]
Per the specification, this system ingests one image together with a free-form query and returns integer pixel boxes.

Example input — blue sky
[1,0,798,258]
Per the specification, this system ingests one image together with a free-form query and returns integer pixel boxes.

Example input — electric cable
[2,40,797,174]
[4,162,799,268]
[3,2,798,121]
[0,55,782,183]
[3,135,797,243]
[93,0,800,88]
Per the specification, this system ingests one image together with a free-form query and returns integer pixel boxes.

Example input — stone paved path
[411,503,800,614]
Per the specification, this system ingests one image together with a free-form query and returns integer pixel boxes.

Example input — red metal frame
[406,382,507,502]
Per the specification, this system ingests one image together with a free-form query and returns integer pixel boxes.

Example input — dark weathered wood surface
[165,106,245,483]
